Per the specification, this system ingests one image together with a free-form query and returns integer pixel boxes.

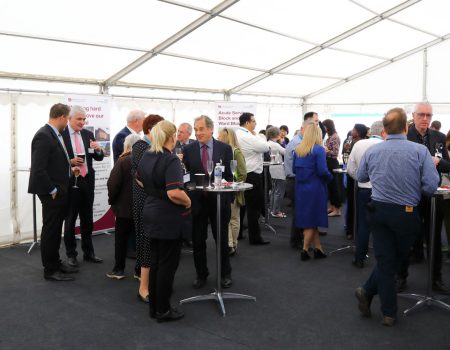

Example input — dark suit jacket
[28,124,71,196]
[175,138,195,150]
[407,126,450,174]
[107,153,133,218]
[112,126,131,163]
[182,139,233,214]
[61,127,104,188]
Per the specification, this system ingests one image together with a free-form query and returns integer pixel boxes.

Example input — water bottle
[214,163,222,187]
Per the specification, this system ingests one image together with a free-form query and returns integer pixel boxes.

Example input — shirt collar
[200,138,214,148]
[47,123,61,137]
[68,125,79,135]
[386,134,407,140]
[370,135,383,140]
[238,127,249,133]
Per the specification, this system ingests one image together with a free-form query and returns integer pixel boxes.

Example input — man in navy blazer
[28,103,77,281]
[175,122,195,150]
[112,110,145,163]
[183,115,234,289]
[61,106,105,267]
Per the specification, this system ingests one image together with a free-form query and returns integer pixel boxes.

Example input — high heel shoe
[314,248,327,259]
[300,250,311,261]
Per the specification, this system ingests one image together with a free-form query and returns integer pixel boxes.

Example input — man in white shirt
[235,112,270,245]
[347,120,384,268]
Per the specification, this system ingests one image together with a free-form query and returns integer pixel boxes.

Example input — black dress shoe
[396,278,407,293]
[44,271,75,281]
[250,240,270,246]
[221,277,232,289]
[156,308,185,323]
[67,257,79,267]
[137,293,150,303]
[192,278,207,289]
[300,250,310,261]
[60,262,79,274]
[313,248,327,259]
[432,280,450,294]
[355,287,372,317]
[83,255,103,263]
[352,259,364,268]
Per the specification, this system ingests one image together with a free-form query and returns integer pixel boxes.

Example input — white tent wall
[0,94,12,245]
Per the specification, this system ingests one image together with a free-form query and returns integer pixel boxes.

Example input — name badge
[183,173,190,184]
[405,206,413,213]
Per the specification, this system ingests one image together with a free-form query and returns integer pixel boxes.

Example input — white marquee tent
[1,0,450,245]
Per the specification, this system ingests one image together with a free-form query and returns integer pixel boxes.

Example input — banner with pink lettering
[214,102,257,129]
[64,93,114,233]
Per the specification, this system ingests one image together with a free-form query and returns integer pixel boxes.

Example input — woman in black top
[106,134,141,279]
[137,120,191,323]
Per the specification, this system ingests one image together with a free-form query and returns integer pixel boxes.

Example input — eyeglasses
[415,112,433,119]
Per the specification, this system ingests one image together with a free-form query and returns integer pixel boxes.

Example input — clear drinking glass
[230,160,237,182]
[207,160,214,189]
[73,167,80,189]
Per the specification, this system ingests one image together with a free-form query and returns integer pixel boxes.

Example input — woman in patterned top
[322,119,342,217]
[132,114,164,303]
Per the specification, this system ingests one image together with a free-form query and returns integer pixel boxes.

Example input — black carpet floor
[1,205,449,350]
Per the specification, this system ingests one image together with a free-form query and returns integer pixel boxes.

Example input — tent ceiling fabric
[0,0,449,101]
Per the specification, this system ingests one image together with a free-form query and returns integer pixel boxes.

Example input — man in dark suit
[397,102,450,294]
[175,122,195,150]
[28,103,78,281]
[112,109,145,163]
[183,115,234,289]
[62,106,105,267]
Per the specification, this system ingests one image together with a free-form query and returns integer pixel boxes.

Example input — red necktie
[74,132,87,177]
[201,144,208,174]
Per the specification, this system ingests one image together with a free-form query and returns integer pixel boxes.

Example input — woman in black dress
[137,120,191,322]
[132,114,164,302]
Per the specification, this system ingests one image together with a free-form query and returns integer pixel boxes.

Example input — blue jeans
[355,187,372,262]
[363,201,420,318]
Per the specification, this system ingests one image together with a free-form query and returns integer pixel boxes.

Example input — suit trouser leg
[364,202,419,317]
[245,172,263,243]
[79,178,95,256]
[209,196,232,278]
[150,238,182,314]
[64,187,81,258]
[39,194,68,274]
[192,203,209,279]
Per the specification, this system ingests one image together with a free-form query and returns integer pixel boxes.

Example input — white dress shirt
[68,125,88,175]
[235,127,269,174]
[267,140,286,179]
[347,136,383,188]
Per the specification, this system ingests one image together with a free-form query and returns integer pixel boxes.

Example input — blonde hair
[218,127,240,149]
[295,124,323,157]
[150,120,176,153]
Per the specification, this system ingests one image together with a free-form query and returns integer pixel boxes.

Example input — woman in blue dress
[294,124,333,261]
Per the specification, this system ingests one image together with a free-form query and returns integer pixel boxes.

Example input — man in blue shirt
[354,107,439,326]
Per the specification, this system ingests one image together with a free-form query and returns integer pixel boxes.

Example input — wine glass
[207,160,214,189]
[230,160,237,183]
[175,148,182,160]
[73,167,80,189]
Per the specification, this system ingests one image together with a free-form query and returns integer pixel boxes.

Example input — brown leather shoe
[381,316,396,327]
[355,287,372,317]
